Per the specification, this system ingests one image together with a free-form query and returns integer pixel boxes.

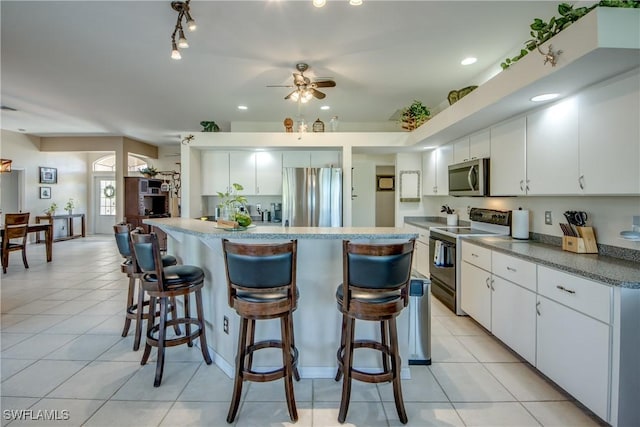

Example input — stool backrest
[341,239,415,311]
[3,213,30,246]
[222,239,297,307]
[130,230,164,291]
[113,223,132,258]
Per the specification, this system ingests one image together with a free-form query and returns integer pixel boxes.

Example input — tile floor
[1,236,606,426]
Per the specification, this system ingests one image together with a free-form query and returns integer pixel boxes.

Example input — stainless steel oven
[429,230,457,312]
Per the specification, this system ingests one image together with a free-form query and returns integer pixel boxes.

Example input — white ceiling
[1,1,563,146]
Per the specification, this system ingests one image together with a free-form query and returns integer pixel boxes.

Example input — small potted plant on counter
[217,183,252,227]
[441,205,458,226]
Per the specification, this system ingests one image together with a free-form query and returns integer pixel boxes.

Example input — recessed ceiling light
[530,93,559,102]
[461,57,477,66]
[237,105,248,110]
[313,0,326,7]
[349,0,363,5]
[321,105,330,110]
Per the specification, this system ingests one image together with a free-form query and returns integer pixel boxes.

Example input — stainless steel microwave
[448,158,489,196]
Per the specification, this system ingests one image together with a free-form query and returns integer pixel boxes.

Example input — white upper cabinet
[453,137,471,164]
[229,152,256,195]
[578,70,640,195]
[422,145,452,196]
[201,151,229,195]
[526,98,580,195]
[490,116,527,196]
[469,129,491,161]
[255,151,282,195]
[282,151,311,168]
[311,151,341,168]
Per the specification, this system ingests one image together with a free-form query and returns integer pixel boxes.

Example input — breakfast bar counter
[144,217,418,379]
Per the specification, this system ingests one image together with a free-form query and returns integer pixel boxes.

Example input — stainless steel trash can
[408,278,431,365]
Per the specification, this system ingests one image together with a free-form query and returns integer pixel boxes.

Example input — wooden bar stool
[222,239,299,423]
[131,230,212,387]
[334,239,415,424]
[113,223,178,351]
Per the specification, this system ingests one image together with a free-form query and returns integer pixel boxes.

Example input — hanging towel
[439,242,446,267]
[433,241,441,266]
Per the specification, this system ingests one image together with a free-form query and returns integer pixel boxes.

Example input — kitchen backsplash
[202,195,282,218]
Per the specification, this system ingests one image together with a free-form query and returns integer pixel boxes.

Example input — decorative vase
[447,214,458,226]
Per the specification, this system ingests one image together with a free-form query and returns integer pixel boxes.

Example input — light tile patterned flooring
[1,236,605,426]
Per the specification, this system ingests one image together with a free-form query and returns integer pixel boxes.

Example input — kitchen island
[144,217,418,379]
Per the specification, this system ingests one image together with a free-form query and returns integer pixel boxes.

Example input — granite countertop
[145,217,418,240]
[464,236,640,289]
[404,216,470,230]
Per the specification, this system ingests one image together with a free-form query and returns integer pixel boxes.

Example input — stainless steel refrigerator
[282,167,342,227]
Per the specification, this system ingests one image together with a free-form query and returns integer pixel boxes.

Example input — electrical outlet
[467,206,471,215]
[223,316,229,334]
[544,211,552,225]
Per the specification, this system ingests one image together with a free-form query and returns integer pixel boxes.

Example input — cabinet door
[255,151,282,195]
[435,144,453,196]
[422,149,437,196]
[578,71,640,195]
[282,151,311,168]
[229,152,256,194]
[526,98,580,194]
[453,137,470,164]
[202,151,229,195]
[490,117,526,196]
[311,151,341,168]
[491,276,536,365]
[469,129,490,160]
[415,239,429,277]
[460,261,491,330]
[536,296,610,421]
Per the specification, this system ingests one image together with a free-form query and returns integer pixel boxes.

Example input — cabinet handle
[471,253,479,258]
[520,180,524,191]
[490,279,495,291]
[536,301,541,316]
[526,179,530,192]
[579,175,585,190]
[485,277,490,288]
[556,285,576,294]
[506,266,517,272]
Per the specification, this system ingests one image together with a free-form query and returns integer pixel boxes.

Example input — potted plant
[139,166,158,178]
[441,205,458,226]
[217,183,251,226]
[65,198,75,214]
[44,202,58,216]
[401,100,431,131]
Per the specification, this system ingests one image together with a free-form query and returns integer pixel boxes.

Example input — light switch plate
[545,211,552,225]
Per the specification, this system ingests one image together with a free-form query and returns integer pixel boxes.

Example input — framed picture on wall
[39,167,57,184]
[40,187,51,199]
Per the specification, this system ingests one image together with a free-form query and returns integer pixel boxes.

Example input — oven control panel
[469,208,511,226]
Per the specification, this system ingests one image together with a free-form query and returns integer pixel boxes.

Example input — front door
[94,176,116,234]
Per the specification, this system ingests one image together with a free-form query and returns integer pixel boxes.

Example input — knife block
[562,226,598,254]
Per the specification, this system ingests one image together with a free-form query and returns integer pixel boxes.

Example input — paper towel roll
[512,209,529,240]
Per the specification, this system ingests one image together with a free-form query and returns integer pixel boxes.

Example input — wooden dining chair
[1,213,30,274]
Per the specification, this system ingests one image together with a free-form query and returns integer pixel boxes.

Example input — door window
[99,180,116,216]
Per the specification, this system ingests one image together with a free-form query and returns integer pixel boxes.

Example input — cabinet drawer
[538,266,611,324]
[416,227,429,244]
[492,252,536,292]
[461,242,491,270]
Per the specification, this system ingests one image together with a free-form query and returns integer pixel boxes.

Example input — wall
[422,196,640,250]
[1,130,89,239]
[375,165,395,227]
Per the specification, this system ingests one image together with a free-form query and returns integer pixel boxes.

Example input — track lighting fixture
[170,0,196,60]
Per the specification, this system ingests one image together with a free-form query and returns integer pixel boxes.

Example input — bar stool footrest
[242,339,299,383]
[147,318,204,348]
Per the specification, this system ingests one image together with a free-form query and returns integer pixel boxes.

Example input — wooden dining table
[0,223,53,262]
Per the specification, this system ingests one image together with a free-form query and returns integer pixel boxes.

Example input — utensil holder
[562,226,598,254]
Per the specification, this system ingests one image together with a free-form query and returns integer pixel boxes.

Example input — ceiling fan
[267,63,336,102]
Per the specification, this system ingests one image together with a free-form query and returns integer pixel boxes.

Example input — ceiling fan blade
[313,80,336,88]
[284,90,297,100]
[311,88,326,99]
[266,85,294,88]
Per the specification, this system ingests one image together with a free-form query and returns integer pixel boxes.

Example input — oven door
[429,233,456,289]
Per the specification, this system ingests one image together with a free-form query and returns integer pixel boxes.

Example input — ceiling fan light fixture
[313,0,326,7]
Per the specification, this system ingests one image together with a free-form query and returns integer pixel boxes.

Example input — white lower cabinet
[415,239,429,277]
[491,276,536,365]
[460,261,491,330]
[536,295,610,421]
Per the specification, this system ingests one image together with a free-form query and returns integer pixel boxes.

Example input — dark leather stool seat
[335,239,415,424]
[222,239,300,423]
[114,224,178,351]
[131,230,212,387]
